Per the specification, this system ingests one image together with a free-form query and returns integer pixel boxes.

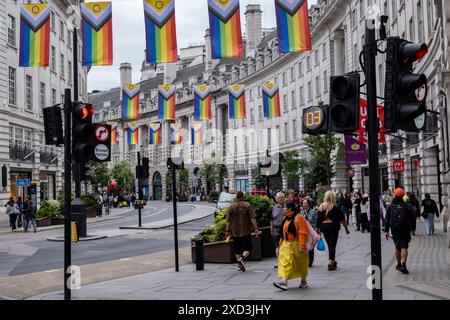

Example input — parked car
[214,192,236,216]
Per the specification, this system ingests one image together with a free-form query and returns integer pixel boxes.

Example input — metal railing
[9,144,35,162]
[40,151,58,165]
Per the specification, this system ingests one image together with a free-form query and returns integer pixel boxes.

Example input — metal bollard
[195,239,204,271]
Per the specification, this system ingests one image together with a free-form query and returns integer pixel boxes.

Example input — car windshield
[219,193,235,203]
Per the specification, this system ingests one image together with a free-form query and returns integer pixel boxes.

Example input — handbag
[317,238,325,251]
[305,220,321,251]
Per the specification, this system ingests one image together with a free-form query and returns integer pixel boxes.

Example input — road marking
[45,269,62,273]
[120,258,132,261]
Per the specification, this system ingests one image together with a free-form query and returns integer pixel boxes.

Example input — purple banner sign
[345,135,367,166]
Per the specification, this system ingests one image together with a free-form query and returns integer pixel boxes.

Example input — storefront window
[236,179,249,193]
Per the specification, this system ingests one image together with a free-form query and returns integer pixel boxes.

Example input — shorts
[274,234,281,247]
[393,234,411,250]
[232,235,253,255]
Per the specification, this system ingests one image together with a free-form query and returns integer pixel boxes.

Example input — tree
[111,161,134,192]
[199,162,221,193]
[179,168,189,191]
[252,164,266,190]
[304,133,342,188]
[282,150,306,187]
[87,161,110,188]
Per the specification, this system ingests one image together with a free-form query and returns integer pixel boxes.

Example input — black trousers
[360,212,369,232]
[321,223,340,261]
[308,249,314,266]
[355,211,361,229]
[9,214,17,230]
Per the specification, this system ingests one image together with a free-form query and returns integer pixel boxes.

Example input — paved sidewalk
[30,221,449,300]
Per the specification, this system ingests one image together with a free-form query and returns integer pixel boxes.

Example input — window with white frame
[250,108,255,124]
[67,29,71,47]
[259,105,263,121]
[258,86,261,97]
[51,88,56,105]
[60,54,65,78]
[299,86,304,105]
[283,94,288,112]
[25,75,33,111]
[291,90,296,109]
[360,0,365,18]
[249,88,254,101]
[307,56,311,71]
[314,50,319,65]
[298,61,303,77]
[284,122,289,142]
[8,67,16,105]
[8,15,16,46]
[60,21,65,41]
[51,11,56,30]
[315,76,320,97]
[290,67,295,82]
[417,0,424,43]
[324,70,328,92]
[10,127,32,149]
[68,61,72,83]
[282,72,287,86]
[307,81,312,101]
[322,42,327,60]
[51,46,56,71]
[40,82,46,110]
[292,119,297,141]
[409,18,414,41]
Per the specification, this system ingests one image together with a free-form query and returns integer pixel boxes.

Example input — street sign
[392,160,405,173]
[94,144,109,161]
[16,179,30,187]
[95,124,110,143]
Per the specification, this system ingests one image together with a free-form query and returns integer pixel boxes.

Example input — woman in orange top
[273,201,309,290]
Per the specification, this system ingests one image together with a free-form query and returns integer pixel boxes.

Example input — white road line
[45,269,62,273]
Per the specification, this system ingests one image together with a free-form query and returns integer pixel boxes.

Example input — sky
[87,0,317,92]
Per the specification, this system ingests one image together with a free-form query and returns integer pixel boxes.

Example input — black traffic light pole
[172,165,179,272]
[73,3,82,199]
[63,89,72,301]
[137,151,142,228]
[364,20,383,301]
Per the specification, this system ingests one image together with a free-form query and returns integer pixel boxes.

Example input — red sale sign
[393,160,405,173]
[357,98,386,144]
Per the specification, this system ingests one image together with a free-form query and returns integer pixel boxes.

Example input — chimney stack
[245,4,262,58]
[120,62,132,88]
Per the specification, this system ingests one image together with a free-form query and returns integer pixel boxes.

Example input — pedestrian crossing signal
[302,105,328,135]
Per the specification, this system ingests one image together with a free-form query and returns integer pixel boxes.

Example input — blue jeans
[424,214,435,235]
[24,217,37,232]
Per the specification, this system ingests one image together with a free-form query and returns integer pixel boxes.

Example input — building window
[307,56,311,71]
[324,71,328,92]
[68,61,72,83]
[351,8,357,28]
[7,15,16,47]
[417,0,424,43]
[427,0,434,38]
[292,119,297,141]
[249,88,254,101]
[25,75,33,111]
[391,0,397,17]
[8,67,16,105]
[353,43,358,70]
[259,105,263,121]
[250,108,255,124]
[284,122,289,142]
[307,81,312,101]
[314,50,319,65]
[51,11,56,30]
[60,54,65,78]
[283,94,288,112]
[299,86,304,105]
[282,72,287,86]
[51,46,56,71]
[298,62,303,77]
[360,0,365,18]
[40,82,46,110]
[258,86,261,97]
[409,18,414,41]
[67,29,71,47]
[322,42,327,60]
[52,88,57,105]
[315,76,321,97]
[290,67,295,82]
[11,127,32,149]
[60,21,65,41]
[291,90,296,109]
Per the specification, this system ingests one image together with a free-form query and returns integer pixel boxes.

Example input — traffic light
[328,73,360,133]
[384,37,428,132]
[1,165,7,189]
[141,157,149,179]
[72,102,95,162]
[43,105,64,145]
[302,105,329,135]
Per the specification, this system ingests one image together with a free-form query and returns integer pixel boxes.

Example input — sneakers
[395,264,401,271]
[399,263,409,274]
[273,281,287,291]
[237,258,246,272]
[299,280,308,288]
[273,265,278,269]
[328,264,337,271]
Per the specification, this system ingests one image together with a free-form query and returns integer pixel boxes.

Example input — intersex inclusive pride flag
[81,2,113,66]
[170,123,182,145]
[127,122,140,145]
[111,123,119,145]
[228,84,246,119]
[19,4,51,67]
[144,0,178,64]
[191,123,203,145]
[207,0,243,59]
[122,84,140,120]
[194,85,212,121]
[158,84,176,120]
[262,82,281,118]
[149,122,162,145]
[275,0,312,53]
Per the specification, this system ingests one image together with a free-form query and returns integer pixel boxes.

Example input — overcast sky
[87,0,317,92]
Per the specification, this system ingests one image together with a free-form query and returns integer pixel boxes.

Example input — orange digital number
[306,110,321,127]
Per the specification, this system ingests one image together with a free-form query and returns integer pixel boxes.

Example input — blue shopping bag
[317,238,325,251]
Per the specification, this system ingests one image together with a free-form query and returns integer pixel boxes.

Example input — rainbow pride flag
[262,82,281,118]
[144,0,178,64]
[81,2,113,66]
[228,84,246,119]
[127,122,139,145]
[19,4,51,67]
[149,122,162,145]
[111,123,119,145]
[191,123,203,145]
[170,123,182,145]
[275,0,312,53]
[122,84,140,120]
[158,84,176,120]
[208,0,243,59]
[194,85,212,121]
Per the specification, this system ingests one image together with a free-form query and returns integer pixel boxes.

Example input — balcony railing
[40,151,58,165]
[9,144,35,162]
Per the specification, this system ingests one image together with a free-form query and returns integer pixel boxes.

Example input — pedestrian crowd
[4,196,36,233]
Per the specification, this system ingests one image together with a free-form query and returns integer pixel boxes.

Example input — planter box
[85,207,97,218]
[36,217,52,227]
[191,233,262,264]
[261,226,277,258]
[50,217,65,225]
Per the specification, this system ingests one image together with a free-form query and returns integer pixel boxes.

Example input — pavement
[28,218,450,300]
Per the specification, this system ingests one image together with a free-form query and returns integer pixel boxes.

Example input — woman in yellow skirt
[273,201,309,290]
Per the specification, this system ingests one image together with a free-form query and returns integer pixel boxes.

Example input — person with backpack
[385,187,416,274]
[421,193,440,235]
[273,201,309,290]
[316,191,350,271]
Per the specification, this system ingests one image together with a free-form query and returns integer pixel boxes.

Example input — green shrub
[81,194,99,208]
[208,191,219,201]
[37,200,62,219]
[244,195,274,227]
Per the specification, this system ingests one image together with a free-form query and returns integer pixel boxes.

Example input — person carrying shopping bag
[273,201,309,291]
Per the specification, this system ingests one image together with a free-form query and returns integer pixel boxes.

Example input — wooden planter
[85,206,97,218]
[191,233,262,264]
[50,217,65,225]
[261,226,277,258]
[36,217,52,227]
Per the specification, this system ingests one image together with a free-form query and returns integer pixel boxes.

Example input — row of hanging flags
[19,0,311,67]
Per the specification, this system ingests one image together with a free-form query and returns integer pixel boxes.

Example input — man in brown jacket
[226,192,259,272]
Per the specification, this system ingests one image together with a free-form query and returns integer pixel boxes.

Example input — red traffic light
[74,103,94,121]
[399,42,428,65]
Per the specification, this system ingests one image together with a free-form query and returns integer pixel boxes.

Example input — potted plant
[36,200,62,227]
[81,194,99,218]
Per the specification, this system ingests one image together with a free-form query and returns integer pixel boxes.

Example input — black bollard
[195,239,204,271]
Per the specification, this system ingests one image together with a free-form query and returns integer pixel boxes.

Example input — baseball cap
[394,188,405,198]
